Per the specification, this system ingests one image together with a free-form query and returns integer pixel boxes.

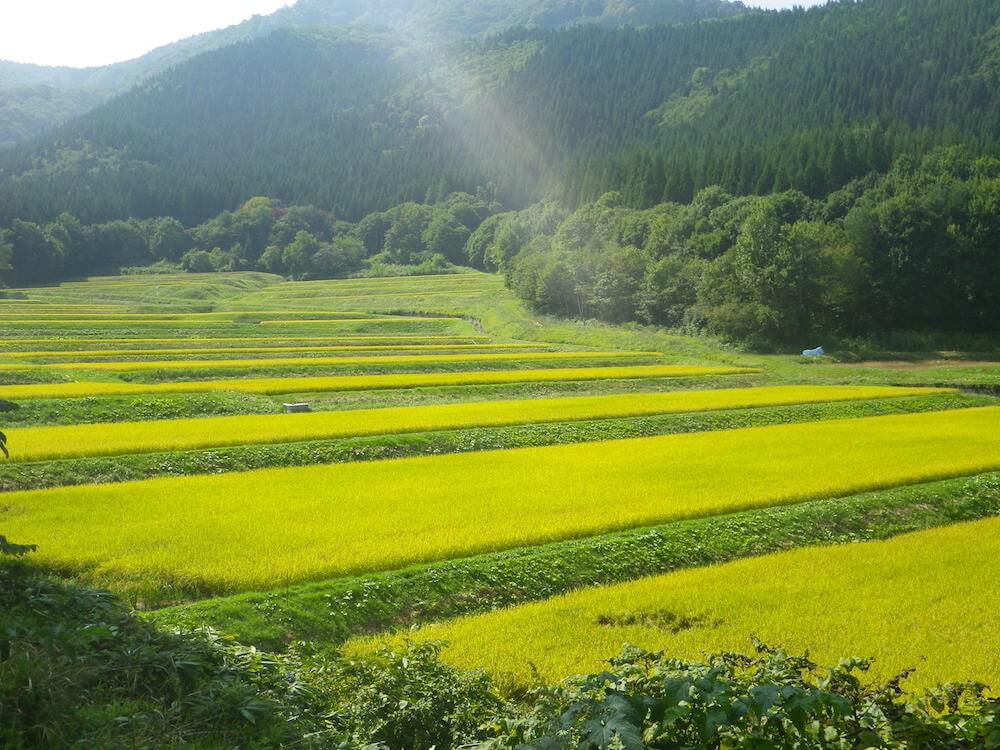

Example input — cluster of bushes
[0,559,491,749]
[485,148,1000,346]
[170,189,500,280]
[0,213,184,287]
[2,557,998,749]
[0,189,501,286]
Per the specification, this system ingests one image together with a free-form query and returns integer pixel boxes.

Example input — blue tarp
[802,346,825,357]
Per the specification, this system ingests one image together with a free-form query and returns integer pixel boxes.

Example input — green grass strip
[150,472,1000,650]
[3,386,945,463]
[4,351,660,372]
[4,407,999,601]
[0,364,753,400]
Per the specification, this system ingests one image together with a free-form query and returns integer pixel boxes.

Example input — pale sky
[0,1,292,68]
[1,0,829,69]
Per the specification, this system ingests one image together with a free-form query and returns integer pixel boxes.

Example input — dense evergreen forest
[497,148,1000,344]
[0,0,748,147]
[2,0,999,226]
[2,146,996,345]
[1,0,999,345]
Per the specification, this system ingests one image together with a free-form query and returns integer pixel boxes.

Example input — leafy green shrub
[180,249,217,273]
[318,641,503,749]
[483,643,1000,749]
[0,566,500,749]
[0,564,323,748]
[4,566,998,749]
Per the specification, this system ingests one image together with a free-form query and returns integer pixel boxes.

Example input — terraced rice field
[357,516,1000,689]
[2,318,254,326]
[0,343,548,358]
[3,350,661,372]
[2,271,998,692]
[0,364,753,399]
[4,385,948,461]
[257,316,465,325]
[0,335,492,347]
[5,407,999,596]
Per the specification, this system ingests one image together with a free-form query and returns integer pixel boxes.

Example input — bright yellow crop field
[367,516,1000,690]
[229,274,495,294]
[4,385,948,462]
[0,302,124,307]
[267,290,497,300]
[1,318,240,326]
[0,343,549,358]
[0,313,194,319]
[0,311,368,320]
[257,317,462,325]
[4,407,998,596]
[0,364,749,400]
[0,335,490,346]
[10,350,661,372]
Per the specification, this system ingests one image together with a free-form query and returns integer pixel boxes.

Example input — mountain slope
[275,0,751,38]
[0,85,106,149]
[0,0,750,147]
[1,0,999,227]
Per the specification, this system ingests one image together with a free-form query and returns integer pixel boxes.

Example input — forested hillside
[1,0,999,346]
[5,145,995,345]
[1,0,998,228]
[496,148,1000,343]
[0,0,748,147]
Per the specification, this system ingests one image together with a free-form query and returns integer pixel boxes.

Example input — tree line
[3,147,997,347]
[478,147,1000,345]
[0,188,501,287]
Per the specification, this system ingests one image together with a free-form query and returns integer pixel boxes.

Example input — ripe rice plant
[271,290,497,300]
[3,407,998,599]
[0,311,370,320]
[258,317,463,325]
[0,301,124,306]
[1,319,246,326]
[3,385,949,462]
[0,335,490,346]
[0,343,550,358]
[0,393,979,492]
[0,313,189,319]
[231,275,495,296]
[366,516,1000,690]
[0,364,754,400]
[15,350,661,372]
[0,306,127,313]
